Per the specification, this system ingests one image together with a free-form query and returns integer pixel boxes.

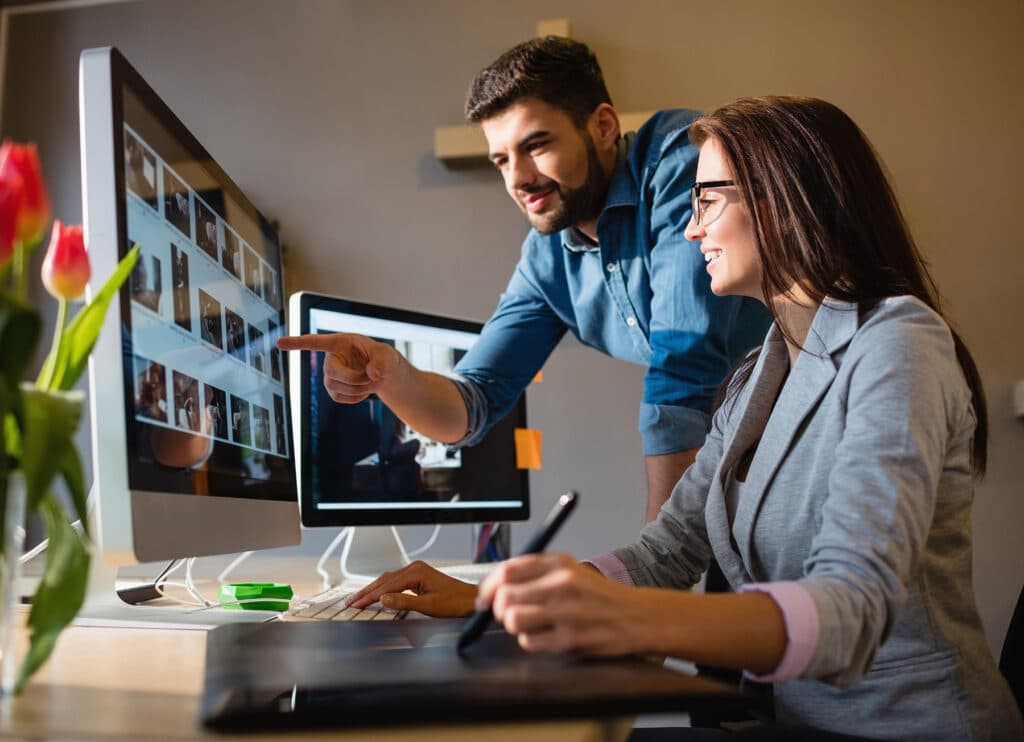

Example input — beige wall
[3,0,1021,657]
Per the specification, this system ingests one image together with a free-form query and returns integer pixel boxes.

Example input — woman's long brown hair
[694,96,987,475]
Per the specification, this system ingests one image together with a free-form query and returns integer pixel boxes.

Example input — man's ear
[588,103,620,151]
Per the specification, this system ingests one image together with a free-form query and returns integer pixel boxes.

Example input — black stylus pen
[457,491,579,653]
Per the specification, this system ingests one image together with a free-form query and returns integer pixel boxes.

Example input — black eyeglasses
[691,180,737,226]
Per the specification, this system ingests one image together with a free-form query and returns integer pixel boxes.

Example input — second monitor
[288,292,529,575]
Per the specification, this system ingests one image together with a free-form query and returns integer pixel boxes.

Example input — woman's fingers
[346,561,478,617]
[477,552,574,607]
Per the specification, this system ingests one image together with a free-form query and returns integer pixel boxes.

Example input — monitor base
[77,559,278,630]
[74,602,276,629]
[337,526,410,583]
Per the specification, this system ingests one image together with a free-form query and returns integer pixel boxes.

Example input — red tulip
[0,171,22,268]
[41,221,90,301]
[0,141,51,246]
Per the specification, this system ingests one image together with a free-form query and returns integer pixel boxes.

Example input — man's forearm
[644,448,698,522]
[379,358,469,443]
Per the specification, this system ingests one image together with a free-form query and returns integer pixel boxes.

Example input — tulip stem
[13,239,25,297]
[39,298,68,391]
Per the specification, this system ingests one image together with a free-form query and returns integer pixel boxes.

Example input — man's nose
[507,153,537,192]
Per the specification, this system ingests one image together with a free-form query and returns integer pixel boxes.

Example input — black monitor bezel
[107,47,298,504]
[294,292,530,527]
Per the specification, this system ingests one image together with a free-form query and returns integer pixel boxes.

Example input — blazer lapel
[704,325,790,587]
[725,300,860,582]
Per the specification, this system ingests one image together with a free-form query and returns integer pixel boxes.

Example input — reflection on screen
[307,309,512,511]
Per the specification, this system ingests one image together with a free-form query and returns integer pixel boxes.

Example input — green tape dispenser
[218,582,293,612]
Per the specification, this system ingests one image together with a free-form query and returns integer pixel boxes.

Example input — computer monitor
[289,292,529,576]
[79,47,300,622]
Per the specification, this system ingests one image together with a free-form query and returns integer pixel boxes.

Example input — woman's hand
[345,560,478,617]
[477,553,653,656]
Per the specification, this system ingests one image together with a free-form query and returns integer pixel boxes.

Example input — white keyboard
[281,561,503,621]
[282,587,407,622]
[438,561,502,583]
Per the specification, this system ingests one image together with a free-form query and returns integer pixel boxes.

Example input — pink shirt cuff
[739,581,819,682]
[584,552,635,586]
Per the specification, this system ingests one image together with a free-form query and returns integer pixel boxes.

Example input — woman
[349,97,1023,740]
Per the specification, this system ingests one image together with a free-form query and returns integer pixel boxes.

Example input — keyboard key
[282,588,407,622]
[332,605,365,621]
[293,604,330,618]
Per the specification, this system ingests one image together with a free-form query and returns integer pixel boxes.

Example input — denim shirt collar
[560,132,637,254]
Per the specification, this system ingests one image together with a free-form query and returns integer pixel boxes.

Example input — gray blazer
[613,297,1023,740]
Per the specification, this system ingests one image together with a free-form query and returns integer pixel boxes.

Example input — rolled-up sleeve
[586,552,635,586]
[639,402,711,454]
[452,257,567,447]
[740,581,820,682]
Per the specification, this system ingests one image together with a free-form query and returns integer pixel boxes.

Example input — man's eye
[525,141,547,153]
[491,158,508,169]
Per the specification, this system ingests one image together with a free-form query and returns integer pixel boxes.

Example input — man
[280,37,768,520]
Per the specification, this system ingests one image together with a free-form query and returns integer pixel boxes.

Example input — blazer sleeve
[797,302,975,686]
[611,392,734,589]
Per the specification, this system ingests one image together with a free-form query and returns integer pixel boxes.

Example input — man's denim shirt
[452,110,770,455]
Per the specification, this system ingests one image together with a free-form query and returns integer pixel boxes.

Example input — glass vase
[0,472,26,696]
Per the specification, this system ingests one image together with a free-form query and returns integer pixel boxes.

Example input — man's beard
[526,135,609,235]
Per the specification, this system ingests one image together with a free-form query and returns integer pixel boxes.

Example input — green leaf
[4,409,21,460]
[0,383,8,517]
[18,384,84,512]
[16,495,90,692]
[58,443,89,538]
[0,291,41,387]
[43,245,139,392]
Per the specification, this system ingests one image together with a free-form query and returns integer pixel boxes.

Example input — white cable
[17,527,43,565]
[217,550,253,584]
[152,560,201,606]
[405,523,442,558]
[192,596,294,613]
[150,583,293,613]
[153,558,185,597]
[17,518,85,565]
[151,580,206,607]
[17,484,95,566]
[404,493,459,559]
[315,527,352,591]
[184,557,216,607]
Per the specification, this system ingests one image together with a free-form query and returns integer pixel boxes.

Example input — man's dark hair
[465,36,612,127]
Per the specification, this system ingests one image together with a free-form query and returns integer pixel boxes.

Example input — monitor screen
[290,292,530,528]
[81,46,299,565]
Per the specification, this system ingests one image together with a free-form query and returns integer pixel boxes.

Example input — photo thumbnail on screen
[120,115,291,487]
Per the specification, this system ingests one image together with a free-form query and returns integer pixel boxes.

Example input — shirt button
[626,316,637,327]
[606,262,616,272]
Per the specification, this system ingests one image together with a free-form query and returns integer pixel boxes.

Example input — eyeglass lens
[691,181,735,226]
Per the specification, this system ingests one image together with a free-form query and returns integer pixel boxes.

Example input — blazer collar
[705,298,860,586]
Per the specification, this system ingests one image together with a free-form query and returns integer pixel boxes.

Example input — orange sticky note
[533,370,543,383]
[514,428,542,470]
